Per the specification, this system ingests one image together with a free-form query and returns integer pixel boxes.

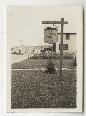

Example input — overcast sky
[6,6,82,47]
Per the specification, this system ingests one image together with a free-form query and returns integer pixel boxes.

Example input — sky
[6,6,82,47]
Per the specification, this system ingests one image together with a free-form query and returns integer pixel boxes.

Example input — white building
[44,28,77,54]
[56,33,77,54]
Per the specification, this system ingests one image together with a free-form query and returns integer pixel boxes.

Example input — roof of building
[58,32,76,34]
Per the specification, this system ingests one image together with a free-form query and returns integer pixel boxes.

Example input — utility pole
[42,18,68,78]
[59,18,64,78]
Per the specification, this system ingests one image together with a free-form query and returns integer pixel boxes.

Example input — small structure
[56,33,77,54]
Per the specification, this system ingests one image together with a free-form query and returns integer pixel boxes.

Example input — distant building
[44,27,77,54]
[11,45,52,55]
[56,33,77,54]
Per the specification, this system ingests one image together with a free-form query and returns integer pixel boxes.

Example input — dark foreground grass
[11,70,76,108]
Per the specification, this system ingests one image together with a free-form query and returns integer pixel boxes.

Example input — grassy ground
[11,69,76,108]
[11,59,73,69]
[11,54,28,64]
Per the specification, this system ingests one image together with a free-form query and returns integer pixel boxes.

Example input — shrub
[71,56,77,67]
[45,59,56,74]
[30,53,74,59]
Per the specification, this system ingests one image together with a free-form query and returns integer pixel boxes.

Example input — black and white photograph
[6,6,83,112]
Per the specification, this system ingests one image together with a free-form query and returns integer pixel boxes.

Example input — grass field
[11,59,74,69]
[11,69,77,108]
[11,54,28,64]
[11,58,77,108]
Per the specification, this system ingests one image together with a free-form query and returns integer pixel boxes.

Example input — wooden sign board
[59,44,68,50]
[44,29,58,44]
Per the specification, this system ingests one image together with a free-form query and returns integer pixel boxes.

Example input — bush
[63,53,73,59]
[71,56,77,67]
[30,53,74,59]
[45,59,56,74]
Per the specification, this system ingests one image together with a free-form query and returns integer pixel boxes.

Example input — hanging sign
[44,27,58,44]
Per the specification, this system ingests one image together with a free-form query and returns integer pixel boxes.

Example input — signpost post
[42,18,68,78]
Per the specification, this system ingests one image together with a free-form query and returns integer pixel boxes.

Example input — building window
[66,33,70,40]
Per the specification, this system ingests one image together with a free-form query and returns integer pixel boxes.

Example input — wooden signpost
[42,18,68,78]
